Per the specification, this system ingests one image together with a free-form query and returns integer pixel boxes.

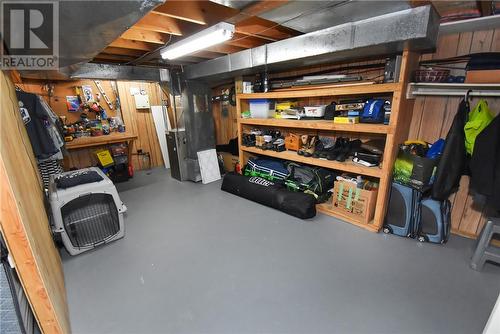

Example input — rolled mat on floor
[221,172,316,219]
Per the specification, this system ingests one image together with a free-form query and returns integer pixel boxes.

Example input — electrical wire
[125,34,173,66]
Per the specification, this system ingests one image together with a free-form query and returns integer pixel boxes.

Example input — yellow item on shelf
[275,101,296,111]
[334,116,359,124]
[95,149,114,167]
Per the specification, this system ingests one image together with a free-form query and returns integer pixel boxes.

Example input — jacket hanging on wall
[469,115,500,210]
[432,100,469,201]
[15,90,59,160]
[464,99,494,155]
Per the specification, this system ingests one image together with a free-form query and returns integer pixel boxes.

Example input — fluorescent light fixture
[161,22,235,60]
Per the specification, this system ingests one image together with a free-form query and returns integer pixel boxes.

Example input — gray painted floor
[62,168,500,334]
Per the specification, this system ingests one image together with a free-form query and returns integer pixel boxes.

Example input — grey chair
[470,217,500,271]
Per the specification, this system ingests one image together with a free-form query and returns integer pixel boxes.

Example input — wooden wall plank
[408,97,426,139]
[417,97,448,141]
[456,32,473,56]
[0,71,70,333]
[458,188,486,235]
[117,81,165,169]
[491,29,500,51]
[470,30,495,53]
[212,84,238,145]
[434,34,460,59]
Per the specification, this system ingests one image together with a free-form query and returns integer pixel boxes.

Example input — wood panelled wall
[410,29,500,239]
[18,79,166,170]
[0,71,70,333]
[213,84,238,145]
[18,79,118,123]
[213,28,500,239]
[117,81,165,170]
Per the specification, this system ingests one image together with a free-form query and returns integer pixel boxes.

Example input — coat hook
[465,89,472,101]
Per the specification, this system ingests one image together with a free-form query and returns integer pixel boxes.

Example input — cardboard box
[465,69,500,83]
[332,181,378,225]
[220,152,239,172]
[285,133,300,151]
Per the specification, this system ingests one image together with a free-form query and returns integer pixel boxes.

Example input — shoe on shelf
[273,138,286,152]
[313,137,336,158]
[303,136,318,157]
[297,135,309,155]
[336,139,362,162]
[326,137,347,160]
[242,134,256,147]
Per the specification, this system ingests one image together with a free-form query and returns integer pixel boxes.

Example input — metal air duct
[184,5,440,81]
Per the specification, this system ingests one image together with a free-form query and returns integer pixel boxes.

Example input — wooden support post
[372,49,420,231]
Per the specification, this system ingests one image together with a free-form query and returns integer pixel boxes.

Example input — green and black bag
[285,162,337,203]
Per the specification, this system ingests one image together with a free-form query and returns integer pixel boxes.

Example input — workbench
[64,132,137,170]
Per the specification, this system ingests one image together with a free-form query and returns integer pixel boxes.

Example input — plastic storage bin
[304,105,327,117]
[249,99,275,118]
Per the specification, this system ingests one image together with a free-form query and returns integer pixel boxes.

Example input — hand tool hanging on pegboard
[94,80,113,110]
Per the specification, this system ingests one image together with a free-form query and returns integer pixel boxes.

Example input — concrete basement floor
[62,168,500,334]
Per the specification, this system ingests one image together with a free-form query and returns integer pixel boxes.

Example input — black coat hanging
[469,115,500,210]
[432,99,469,201]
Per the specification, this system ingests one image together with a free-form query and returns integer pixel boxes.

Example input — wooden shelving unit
[241,146,382,178]
[236,50,419,232]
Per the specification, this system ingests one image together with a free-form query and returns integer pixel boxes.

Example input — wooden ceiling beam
[121,27,170,44]
[241,0,290,17]
[226,33,267,48]
[205,44,245,54]
[109,38,158,52]
[236,16,299,41]
[152,1,238,25]
[134,12,193,36]
[101,47,146,57]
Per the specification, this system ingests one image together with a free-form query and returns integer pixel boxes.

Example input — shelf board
[239,118,391,134]
[407,82,500,99]
[241,146,382,178]
[316,203,379,232]
[237,82,400,100]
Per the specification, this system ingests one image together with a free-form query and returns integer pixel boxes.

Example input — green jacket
[464,99,494,155]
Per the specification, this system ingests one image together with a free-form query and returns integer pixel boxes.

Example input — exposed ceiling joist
[226,33,267,48]
[121,28,170,44]
[224,0,291,23]
[152,0,238,25]
[134,13,187,35]
[205,44,245,54]
[109,38,158,51]
[236,16,299,40]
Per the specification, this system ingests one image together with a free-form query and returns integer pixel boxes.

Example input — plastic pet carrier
[49,167,126,255]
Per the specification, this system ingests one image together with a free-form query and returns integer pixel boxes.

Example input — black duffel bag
[221,172,316,219]
[285,162,337,203]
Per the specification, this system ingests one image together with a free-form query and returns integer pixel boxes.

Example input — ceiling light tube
[161,22,235,60]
